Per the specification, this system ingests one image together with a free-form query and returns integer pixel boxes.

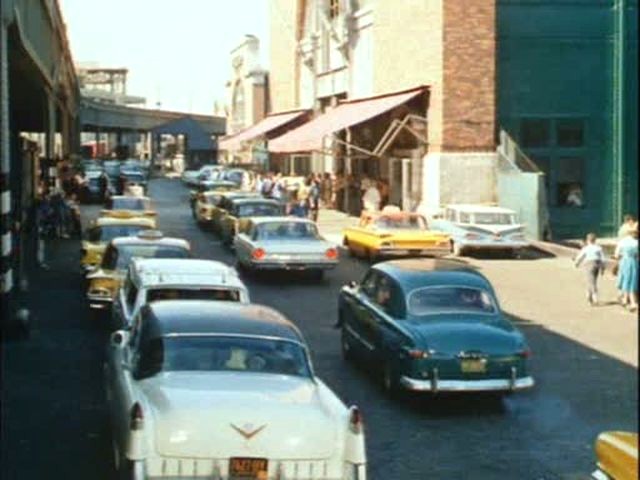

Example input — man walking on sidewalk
[574,232,606,305]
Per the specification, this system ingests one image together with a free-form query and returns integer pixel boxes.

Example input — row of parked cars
[80,158,150,201]
[79,193,367,480]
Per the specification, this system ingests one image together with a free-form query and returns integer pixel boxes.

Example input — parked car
[234,217,339,280]
[101,196,157,228]
[221,167,253,188]
[343,205,450,262]
[81,217,155,273]
[188,180,238,213]
[194,190,260,229]
[219,198,285,247]
[84,170,113,203]
[429,204,529,257]
[592,431,638,480]
[120,169,148,196]
[181,164,222,186]
[113,258,250,329]
[103,160,121,184]
[337,258,534,396]
[105,301,367,480]
[86,231,191,311]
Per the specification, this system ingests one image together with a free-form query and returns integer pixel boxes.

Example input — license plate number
[461,359,487,373]
[229,457,268,478]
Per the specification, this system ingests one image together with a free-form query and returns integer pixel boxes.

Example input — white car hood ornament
[230,423,267,441]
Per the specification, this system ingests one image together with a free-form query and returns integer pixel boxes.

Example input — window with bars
[329,0,340,19]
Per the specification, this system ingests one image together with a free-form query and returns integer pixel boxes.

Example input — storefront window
[556,119,584,147]
[520,118,550,148]
[556,157,585,207]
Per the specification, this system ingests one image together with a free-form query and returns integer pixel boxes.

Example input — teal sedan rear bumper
[400,369,534,392]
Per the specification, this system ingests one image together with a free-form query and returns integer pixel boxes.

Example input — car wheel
[340,326,354,362]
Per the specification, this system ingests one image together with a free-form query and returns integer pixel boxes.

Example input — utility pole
[612,0,626,228]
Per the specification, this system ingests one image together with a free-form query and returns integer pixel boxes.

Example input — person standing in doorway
[574,233,606,306]
[613,225,639,311]
[618,214,636,239]
[362,180,381,212]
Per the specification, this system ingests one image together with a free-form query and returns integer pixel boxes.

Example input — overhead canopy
[268,86,427,154]
[151,116,215,150]
[219,109,310,151]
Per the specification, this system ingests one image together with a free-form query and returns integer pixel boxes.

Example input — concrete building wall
[269,0,300,112]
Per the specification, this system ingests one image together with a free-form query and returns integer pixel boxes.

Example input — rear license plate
[229,457,268,478]
[461,359,487,373]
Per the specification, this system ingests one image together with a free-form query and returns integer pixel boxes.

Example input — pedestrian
[362,180,381,212]
[574,233,606,306]
[333,172,345,211]
[613,224,638,311]
[378,178,390,208]
[98,170,109,202]
[617,214,636,239]
[309,175,321,222]
[322,172,333,208]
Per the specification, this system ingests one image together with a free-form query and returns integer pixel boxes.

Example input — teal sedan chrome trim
[399,374,535,392]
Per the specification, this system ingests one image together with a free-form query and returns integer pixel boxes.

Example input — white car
[105,301,367,480]
[181,165,222,187]
[112,258,251,329]
[234,217,339,281]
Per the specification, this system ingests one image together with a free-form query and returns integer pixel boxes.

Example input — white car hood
[141,372,339,459]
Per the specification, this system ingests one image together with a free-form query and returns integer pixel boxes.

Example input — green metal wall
[498,0,638,238]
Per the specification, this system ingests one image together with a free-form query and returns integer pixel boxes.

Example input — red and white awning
[218,110,310,151]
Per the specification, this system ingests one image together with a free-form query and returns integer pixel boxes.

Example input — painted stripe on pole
[1,269,13,293]
[1,231,10,257]
[0,190,9,214]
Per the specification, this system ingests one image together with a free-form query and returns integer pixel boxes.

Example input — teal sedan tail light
[518,347,532,358]
[403,347,431,359]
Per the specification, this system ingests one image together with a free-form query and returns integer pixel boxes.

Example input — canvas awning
[268,86,427,154]
[218,109,310,151]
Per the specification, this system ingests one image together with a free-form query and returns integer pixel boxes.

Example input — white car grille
[146,457,340,479]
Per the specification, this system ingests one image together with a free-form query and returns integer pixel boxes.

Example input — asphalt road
[1,177,637,480]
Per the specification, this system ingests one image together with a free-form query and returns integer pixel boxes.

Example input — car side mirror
[111,330,130,349]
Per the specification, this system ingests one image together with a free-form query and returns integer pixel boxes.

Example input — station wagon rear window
[147,288,241,302]
[407,286,496,316]
[473,213,515,225]
[134,335,311,379]
[102,245,191,270]
[237,203,282,217]
[255,222,319,240]
[108,197,150,211]
[375,215,426,230]
[87,224,151,243]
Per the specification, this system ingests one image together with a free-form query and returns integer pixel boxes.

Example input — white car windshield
[136,336,311,378]
[86,224,150,243]
[102,244,191,270]
[147,288,241,302]
[109,197,150,211]
[473,212,515,225]
[407,286,497,316]
[256,222,319,240]
[375,215,426,230]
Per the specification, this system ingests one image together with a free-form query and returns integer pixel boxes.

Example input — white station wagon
[105,301,367,480]
[112,258,250,329]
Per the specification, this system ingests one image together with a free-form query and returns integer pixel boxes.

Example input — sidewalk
[316,208,355,246]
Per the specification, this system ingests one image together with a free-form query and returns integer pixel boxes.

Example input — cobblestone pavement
[1,177,637,480]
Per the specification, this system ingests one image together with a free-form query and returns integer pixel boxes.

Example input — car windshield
[109,197,150,211]
[473,212,515,225]
[102,244,190,270]
[407,286,497,316]
[238,203,282,217]
[123,173,144,182]
[256,222,319,240]
[374,215,426,230]
[86,224,150,242]
[136,335,311,379]
[147,288,241,302]
[205,194,223,205]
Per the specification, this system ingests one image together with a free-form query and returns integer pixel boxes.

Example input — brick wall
[442,0,496,151]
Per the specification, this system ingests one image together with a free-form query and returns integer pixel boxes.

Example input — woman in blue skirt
[614,225,638,311]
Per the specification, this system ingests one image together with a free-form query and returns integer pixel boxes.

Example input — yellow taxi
[99,195,157,228]
[194,190,260,231]
[342,205,450,262]
[86,230,191,311]
[81,216,155,272]
[592,431,638,480]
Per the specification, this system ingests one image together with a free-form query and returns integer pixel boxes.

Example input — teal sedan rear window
[407,286,496,316]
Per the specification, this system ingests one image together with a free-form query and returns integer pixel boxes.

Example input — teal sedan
[337,258,534,396]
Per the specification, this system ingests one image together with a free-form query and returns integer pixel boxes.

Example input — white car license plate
[229,457,268,478]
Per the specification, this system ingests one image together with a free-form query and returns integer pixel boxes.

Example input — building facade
[222,35,269,164]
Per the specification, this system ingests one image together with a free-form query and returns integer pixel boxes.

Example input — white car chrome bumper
[399,375,535,392]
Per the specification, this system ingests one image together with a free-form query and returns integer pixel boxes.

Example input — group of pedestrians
[574,214,638,311]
